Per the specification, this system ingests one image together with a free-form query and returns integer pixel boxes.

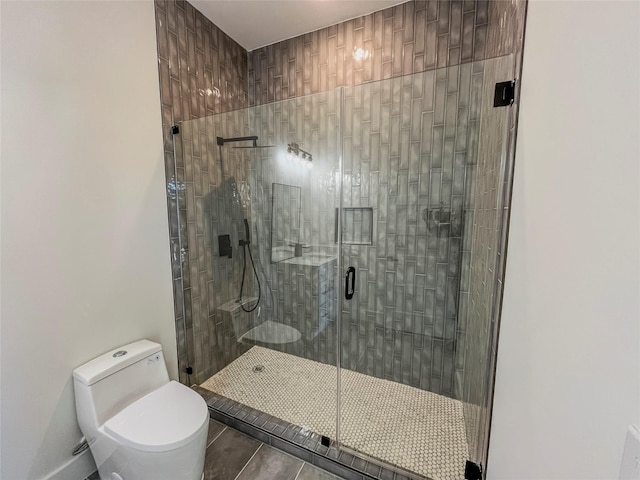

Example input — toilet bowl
[73,340,209,480]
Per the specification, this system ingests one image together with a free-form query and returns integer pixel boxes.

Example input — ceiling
[189,0,406,51]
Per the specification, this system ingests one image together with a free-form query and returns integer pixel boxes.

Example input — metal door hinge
[465,460,483,480]
[494,80,516,107]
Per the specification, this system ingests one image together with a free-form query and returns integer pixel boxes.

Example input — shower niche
[334,207,374,245]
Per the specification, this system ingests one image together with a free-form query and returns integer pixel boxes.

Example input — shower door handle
[345,267,356,300]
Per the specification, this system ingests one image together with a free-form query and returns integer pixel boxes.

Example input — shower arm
[216,136,258,147]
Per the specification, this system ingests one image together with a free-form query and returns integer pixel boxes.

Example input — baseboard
[40,448,96,480]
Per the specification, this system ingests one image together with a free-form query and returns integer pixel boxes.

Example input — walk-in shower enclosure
[154,1,526,479]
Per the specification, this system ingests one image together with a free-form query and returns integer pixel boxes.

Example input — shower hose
[239,238,261,313]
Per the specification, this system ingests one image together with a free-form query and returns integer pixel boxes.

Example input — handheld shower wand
[238,218,261,312]
[240,218,251,246]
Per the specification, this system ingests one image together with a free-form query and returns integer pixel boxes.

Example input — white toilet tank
[73,340,170,438]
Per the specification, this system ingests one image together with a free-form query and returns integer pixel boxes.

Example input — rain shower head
[216,136,275,149]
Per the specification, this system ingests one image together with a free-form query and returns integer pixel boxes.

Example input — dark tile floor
[85,420,344,480]
[205,419,344,480]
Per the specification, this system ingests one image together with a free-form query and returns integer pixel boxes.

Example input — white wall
[489,1,640,479]
[0,2,176,479]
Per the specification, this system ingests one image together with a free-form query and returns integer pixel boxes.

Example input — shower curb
[192,385,428,480]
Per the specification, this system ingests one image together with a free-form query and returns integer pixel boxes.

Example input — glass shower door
[173,88,345,443]
[234,89,343,440]
[171,52,516,480]
[336,55,514,480]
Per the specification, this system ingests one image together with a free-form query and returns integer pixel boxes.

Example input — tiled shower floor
[201,346,468,480]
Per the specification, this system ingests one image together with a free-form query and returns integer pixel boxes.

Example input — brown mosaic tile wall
[249,0,495,107]
[154,0,249,383]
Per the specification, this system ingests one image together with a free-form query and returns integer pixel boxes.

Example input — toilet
[73,339,209,480]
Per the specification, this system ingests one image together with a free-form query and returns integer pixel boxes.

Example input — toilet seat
[104,381,208,453]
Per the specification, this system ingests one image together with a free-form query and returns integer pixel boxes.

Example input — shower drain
[252,365,265,373]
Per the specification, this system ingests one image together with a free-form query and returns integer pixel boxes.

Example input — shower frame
[167,51,522,480]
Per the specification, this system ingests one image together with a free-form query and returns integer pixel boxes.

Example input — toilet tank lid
[73,340,163,386]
